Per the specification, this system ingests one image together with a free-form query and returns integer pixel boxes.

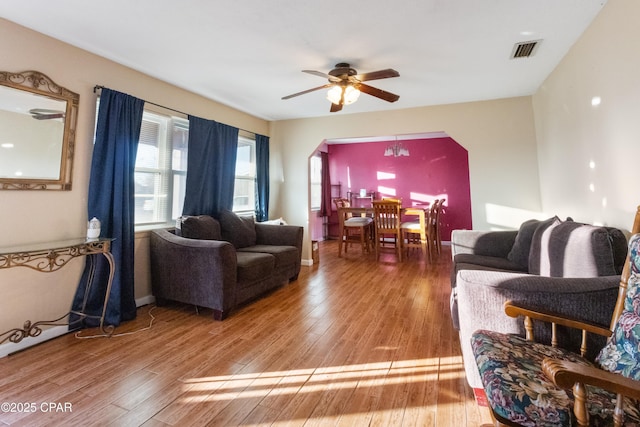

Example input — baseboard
[299,242,449,267]
[0,324,70,358]
[0,295,156,358]
[136,295,156,307]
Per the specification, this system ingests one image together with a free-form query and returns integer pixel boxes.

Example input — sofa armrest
[458,270,619,341]
[451,229,518,259]
[255,223,304,279]
[150,229,238,318]
[255,223,303,251]
[456,269,619,389]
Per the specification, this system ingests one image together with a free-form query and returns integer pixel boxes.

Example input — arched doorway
[309,132,473,243]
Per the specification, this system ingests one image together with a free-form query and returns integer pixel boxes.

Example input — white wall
[271,97,543,259]
[533,0,640,229]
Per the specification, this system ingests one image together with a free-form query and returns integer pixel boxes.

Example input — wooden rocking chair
[472,205,640,426]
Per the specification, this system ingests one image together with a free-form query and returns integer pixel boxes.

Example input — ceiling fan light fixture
[326,86,342,104]
[343,85,360,105]
[326,85,360,105]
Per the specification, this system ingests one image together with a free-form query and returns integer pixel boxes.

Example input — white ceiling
[0,0,607,121]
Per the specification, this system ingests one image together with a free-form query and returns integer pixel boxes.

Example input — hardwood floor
[0,240,493,426]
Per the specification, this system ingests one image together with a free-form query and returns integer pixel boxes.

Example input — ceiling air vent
[511,40,542,59]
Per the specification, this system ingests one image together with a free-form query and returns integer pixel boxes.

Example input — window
[310,154,322,210]
[130,111,257,227]
[134,111,188,227]
[233,136,256,214]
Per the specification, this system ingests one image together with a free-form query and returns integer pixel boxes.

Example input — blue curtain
[182,115,239,217]
[255,134,269,221]
[70,88,144,329]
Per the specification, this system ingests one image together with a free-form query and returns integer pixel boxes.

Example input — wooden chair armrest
[504,301,612,338]
[542,358,640,401]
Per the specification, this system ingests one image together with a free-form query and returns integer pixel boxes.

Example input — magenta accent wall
[327,137,472,241]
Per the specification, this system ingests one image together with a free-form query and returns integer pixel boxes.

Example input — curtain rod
[93,85,256,135]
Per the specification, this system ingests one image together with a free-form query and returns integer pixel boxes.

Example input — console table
[0,238,115,344]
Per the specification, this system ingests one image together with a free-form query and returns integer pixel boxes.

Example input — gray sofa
[450,217,628,393]
[150,211,303,320]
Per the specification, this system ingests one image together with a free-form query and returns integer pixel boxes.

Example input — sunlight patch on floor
[181,358,465,403]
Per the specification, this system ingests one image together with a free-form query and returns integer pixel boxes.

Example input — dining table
[337,203,431,259]
[337,204,430,218]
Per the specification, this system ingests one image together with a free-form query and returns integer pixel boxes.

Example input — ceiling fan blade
[29,108,64,115]
[282,83,334,100]
[31,113,65,120]
[303,70,342,82]
[330,102,343,113]
[354,68,399,82]
[356,83,400,103]
[28,108,65,120]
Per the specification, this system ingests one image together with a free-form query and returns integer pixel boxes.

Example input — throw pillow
[180,215,222,240]
[218,209,257,248]
[174,216,183,236]
[260,217,288,225]
[528,216,561,275]
[596,234,640,380]
[507,218,542,270]
[538,221,618,278]
[606,227,630,275]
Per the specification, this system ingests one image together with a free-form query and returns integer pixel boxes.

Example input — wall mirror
[0,71,79,190]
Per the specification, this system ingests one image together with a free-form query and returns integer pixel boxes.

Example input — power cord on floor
[74,305,157,340]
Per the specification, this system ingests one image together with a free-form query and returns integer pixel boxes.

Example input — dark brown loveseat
[150,211,303,320]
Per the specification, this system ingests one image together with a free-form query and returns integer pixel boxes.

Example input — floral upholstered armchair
[472,206,640,426]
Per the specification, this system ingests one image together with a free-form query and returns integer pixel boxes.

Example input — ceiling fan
[282,63,400,112]
[29,108,65,120]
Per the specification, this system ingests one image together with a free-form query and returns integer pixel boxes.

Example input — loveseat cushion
[235,251,275,286]
[219,209,257,249]
[534,221,621,278]
[238,245,299,269]
[454,254,525,273]
[180,215,222,240]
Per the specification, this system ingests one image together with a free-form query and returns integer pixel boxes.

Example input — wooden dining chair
[433,199,446,255]
[334,198,373,256]
[432,198,445,256]
[372,199,403,261]
[471,205,640,426]
[400,207,429,260]
[401,199,439,261]
[334,198,350,217]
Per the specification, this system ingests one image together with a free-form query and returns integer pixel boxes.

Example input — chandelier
[384,140,410,157]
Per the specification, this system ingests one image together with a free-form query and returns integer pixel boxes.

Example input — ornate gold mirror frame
[0,71,79,190]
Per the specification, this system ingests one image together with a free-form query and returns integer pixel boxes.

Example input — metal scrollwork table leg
[0,238,116,345]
